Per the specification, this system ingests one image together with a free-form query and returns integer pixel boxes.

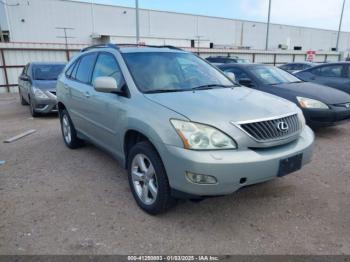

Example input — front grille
[239,114,301,142]
[334,103,350,109]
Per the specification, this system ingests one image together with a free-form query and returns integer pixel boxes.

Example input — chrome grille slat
[239,114,301,142]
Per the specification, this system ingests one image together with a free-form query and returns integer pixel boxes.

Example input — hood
[32,80,57,91]
[274,82,350,104]
[145,87,298,125]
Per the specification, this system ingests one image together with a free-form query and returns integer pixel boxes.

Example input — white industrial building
[1,0,350,51]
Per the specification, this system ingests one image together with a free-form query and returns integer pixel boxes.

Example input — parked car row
[218,63,350,127]
[16,46,348,214]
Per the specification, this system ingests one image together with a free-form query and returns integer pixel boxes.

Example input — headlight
[297,97,329,109]
[297,110,306,129]
[33,87,49,99]
[170,119,237,150]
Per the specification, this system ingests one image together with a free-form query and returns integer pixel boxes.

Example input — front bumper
[32,93,58,114]
[161,126,314,197]
[303,106,350,127]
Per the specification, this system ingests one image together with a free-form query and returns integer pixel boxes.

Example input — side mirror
[239,78,255,88]
[93,76,121,93]
[21,75,30,82]
[225,72,236,82]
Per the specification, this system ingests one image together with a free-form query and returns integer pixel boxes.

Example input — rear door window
[66,61,77,78]
[23,64,29,75]
[313,65,343,77]
[75,53,97,84]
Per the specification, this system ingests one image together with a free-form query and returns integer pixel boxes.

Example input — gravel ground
[0,93,349,255]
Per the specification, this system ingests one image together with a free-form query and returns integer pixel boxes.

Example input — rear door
[64,52,97,133]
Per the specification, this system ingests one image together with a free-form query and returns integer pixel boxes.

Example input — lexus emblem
[277,121,289,132]
[346,103,350,109]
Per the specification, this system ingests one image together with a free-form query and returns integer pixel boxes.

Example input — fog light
[186,172,217,185]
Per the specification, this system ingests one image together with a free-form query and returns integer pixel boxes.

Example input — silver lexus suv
[57,44,314,214]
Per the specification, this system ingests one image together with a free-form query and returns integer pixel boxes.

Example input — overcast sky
[79,0,350,32]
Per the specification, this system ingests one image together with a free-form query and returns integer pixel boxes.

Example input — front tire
[20,91,29,105]
[128,142,176,215]
[59,109,84,149]
[29,98,39,117]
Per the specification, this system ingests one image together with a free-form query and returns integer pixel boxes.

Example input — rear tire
[59,109,84,149]
[127,141,176,215]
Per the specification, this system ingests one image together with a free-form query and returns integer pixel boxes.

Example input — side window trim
[65,59,78,79]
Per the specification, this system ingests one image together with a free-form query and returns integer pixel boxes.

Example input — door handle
[64,84,69,89]
[85,92,91,98]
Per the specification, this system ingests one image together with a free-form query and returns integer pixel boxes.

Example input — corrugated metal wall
[0,43,341,94]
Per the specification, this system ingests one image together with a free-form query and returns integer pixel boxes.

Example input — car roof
[306,61,350,69]
[207,56,239,58]
[218,63,265,69]
[282,62,315,65]
[30,62,66,66]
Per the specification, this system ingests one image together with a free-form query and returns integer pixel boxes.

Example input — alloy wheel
[131,154,158,205]
[62,114,72,144]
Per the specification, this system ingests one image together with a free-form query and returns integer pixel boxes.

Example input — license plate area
[278,154,303,177]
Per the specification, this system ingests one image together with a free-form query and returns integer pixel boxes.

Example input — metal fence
[0,42,342,93]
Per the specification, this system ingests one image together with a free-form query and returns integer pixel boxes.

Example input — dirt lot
[0,93,349,255]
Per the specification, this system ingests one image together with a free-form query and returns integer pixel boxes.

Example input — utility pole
[265,0,272,50]
[90,0,95,34]
[135,0,140,44]
[336,0,346,51]
[195,35,203,55]
[56,27,75,61]
[1,0,20,42]
[0,24,4,42]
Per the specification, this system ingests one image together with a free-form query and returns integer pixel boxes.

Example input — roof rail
[81,43,118,52]
[145,45,183,51]
[114,43,183,51]
[81,43,184,52]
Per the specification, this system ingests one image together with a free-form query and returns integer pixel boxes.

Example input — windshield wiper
[191,84,235,91]
[144,89,185,94]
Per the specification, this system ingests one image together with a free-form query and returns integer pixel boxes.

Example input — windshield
[251,66,302,85]
[123,52,234,93]
[32,64,65,80]
[236,59,250,64]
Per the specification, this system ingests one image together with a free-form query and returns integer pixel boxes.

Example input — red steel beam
[0,49,10,92]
